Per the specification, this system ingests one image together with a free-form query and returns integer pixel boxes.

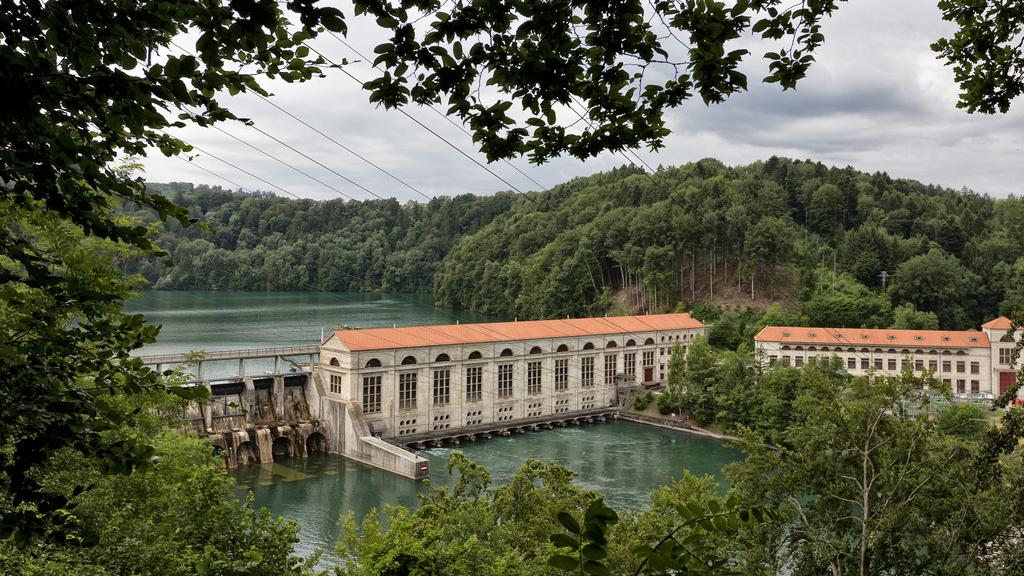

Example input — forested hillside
[122,183,516,292]
[134,157,1024,330]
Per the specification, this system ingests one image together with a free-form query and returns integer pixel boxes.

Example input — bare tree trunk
[690,249,695,300]
[709,247,714,302]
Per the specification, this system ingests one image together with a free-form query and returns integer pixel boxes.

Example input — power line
[169,39,424,203]
[148,161,621,388]
[251,93,434,201]
[305,41,675,339]
[306,41,527,194]
[208,123,364,201]
[329,32,549,193]
[182,142,307,201]
[326,30,673,194]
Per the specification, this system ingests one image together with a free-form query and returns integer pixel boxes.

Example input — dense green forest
[133,157,1024,330]
[123,183,516,293]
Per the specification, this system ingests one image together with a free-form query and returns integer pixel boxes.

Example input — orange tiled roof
[753,326,989,348]
[331,313,704,351]
[982,316,1012,330]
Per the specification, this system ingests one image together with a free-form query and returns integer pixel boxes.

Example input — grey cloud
[143,0,1023,201]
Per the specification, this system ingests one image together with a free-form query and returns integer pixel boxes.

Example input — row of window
[357,351,661,413]
[385,398,603,430]
[769,355,984,374]
[945,378,982,394]
[352,336,680,369]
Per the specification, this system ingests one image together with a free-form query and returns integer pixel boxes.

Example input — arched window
[401,355,417,365]
[329,357,340,366]
[435,353,451,362]
[468,351,482,360]
[582,342,595,350]
[500,348,514,357]
[808,346,817,351]
[781,345,791,350]
[795,346,804,351]
[644,337,655,345]
[365,358,382,368]
[625,339,636,346]
[529,346,543,354]
[557,344,569,352]
[1001,334,1016,342]
[606,341,618,348]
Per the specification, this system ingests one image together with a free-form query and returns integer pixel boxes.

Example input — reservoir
[125,291,741,564]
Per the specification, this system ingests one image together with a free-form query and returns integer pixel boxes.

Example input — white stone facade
[754,318,1022,400]
[320,314,705,439]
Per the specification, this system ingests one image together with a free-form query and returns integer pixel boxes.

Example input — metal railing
[136,345,320,365]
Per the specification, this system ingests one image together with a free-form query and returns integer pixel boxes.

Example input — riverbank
[618,411,740,442]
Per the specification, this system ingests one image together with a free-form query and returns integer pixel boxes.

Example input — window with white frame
[604,354,617,384]
[362,375,381,414]
[498,363,513,398]
[398,372,417,410]
[1000,348,1013,365]
[527,361,542,395]
[581,356,595,388]
[624,353,636,377]
[465,366,482,402]
[432,369,450,405]
[555,358,569,390]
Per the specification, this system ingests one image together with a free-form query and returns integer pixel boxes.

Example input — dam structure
[318,313,705,479]
[138,346,329,468]
[142,313,705,479]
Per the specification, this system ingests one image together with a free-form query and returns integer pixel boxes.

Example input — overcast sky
[142,1,1024,201]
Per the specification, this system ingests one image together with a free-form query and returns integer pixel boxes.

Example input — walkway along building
[753,316,1022,400]
[317,313,705,478]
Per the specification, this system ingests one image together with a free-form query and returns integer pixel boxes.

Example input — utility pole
[878,270,889,291]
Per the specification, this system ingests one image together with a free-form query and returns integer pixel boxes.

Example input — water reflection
[231,422,740,569]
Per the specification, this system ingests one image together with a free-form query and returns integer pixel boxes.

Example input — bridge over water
[137,345,319,381]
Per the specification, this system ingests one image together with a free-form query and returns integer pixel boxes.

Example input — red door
[1000,372,1016,395]
[644,367,654,383]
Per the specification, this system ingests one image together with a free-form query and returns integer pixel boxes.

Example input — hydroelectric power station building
[317,313,705,476]
[754,316,1022,400]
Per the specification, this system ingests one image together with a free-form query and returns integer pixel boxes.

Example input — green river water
[125,291,741,565]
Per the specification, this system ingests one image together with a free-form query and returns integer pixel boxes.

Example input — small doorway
[999,371,1016,395]
[643,367,654,383]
